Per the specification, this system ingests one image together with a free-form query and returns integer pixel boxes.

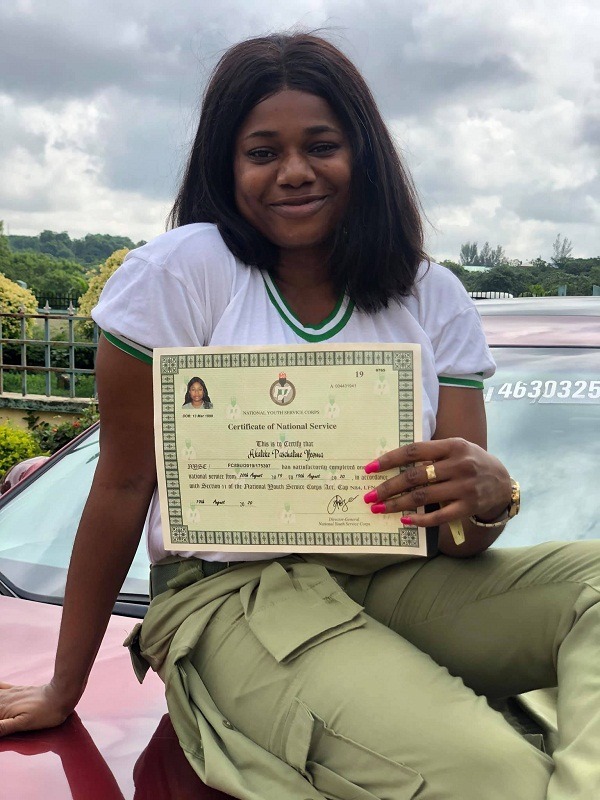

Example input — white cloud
[0,0,598,261]
[0,94,168,240]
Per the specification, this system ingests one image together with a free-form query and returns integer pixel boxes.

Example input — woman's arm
[365,386,513,559]
[0,336,156,736]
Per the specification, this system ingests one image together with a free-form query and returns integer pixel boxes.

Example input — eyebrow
[243,124,341,140]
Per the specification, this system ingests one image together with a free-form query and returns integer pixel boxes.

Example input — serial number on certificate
[153,344,426,555]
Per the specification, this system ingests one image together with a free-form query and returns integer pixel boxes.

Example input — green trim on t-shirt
[103,331,153,364]
[262,273,354,342]
[438,373,484,390]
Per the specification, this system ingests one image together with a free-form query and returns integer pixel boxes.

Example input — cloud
[0,0,598,260]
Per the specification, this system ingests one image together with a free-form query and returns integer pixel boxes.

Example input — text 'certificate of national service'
[153,343,426,555]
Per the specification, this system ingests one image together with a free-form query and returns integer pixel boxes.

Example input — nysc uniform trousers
[128,541,600,800]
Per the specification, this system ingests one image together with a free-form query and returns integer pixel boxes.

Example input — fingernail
[401,516,413,525]
[363,489,378,504]
[364,460,380,474]
[371,503,386,514]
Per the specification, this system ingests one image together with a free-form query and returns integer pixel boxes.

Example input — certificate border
[157,345,422,552]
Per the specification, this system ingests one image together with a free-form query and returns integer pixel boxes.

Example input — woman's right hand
[0,681,74,737]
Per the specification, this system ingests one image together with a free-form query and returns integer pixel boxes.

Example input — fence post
[44,303,52,397]
[0,305,3,395]
[68,311,75,399]
[20,306,27,396]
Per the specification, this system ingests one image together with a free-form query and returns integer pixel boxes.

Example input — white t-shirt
[92,223,495,564]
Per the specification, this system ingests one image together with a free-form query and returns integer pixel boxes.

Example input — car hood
[482,314,600,346]
[0,596,229,799]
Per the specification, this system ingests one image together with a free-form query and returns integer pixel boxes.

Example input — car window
[487,347,599,547]
[0,427,149,601]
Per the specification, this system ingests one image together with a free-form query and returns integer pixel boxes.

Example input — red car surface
[1,296,598,798]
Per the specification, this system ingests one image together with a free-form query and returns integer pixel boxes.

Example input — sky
[1,0,598,263]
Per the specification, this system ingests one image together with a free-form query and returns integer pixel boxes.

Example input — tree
[560,257,600,275]
[39,230,74,260]
[77,248,130,338]
[460,242,478,266]
[551,234,573,268]
[7,230,140,267]
[527,284,546,297]
[478,242,507,268]
[1,251,87,299]
[72,233,139,267]
[0,221,12,272]
[0,273,38,339]
[440,260,465,278]
[476,265,528,296]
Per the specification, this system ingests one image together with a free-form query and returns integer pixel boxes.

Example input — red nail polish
[401,516,413,525]
[371,503,386,514]
[364,460,380,474]
[363,489,378,504]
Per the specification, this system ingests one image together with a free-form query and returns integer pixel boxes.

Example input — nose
[277,152,316,187]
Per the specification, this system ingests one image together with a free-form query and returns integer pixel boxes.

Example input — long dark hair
[183,377,212,407]
[169,33,426,312]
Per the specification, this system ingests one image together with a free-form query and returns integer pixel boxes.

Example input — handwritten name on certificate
[153,344,427,555]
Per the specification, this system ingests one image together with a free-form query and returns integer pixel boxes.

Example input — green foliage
[460,242,479,266]
[0,273,38,338]
[472,265,528,296]
[0,424,42,477]
[527,284,547,297]
[560,257,600,275]
[478,242,507,268]
[1,370,95,398]
[551,234,574,268]
[0,221,11,267]
[2,251,88,299]
[440,260,466,278]
[459,241,507,268]
[24,403,99,455]
[77,248,129,338]
[7,229,141,267]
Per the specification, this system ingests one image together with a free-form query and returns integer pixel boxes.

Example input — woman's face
[189,382,204,405]
[233,89,352,257]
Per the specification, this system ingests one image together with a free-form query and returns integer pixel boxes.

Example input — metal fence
[468,291,514,300]
[0,307,98,399]
[36,294,82,311]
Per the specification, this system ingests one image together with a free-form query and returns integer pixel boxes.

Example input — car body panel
[0,596,169,799]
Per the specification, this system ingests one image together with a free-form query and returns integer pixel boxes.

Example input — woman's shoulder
[414,260,468,293]
[409,260,476,312]
[127,223,237,274]
[400,259,481,336]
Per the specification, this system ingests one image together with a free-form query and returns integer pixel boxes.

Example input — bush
[77,248,129,339]
[0,424,43,477]
[0,274,38,339]
[25,403,99,454]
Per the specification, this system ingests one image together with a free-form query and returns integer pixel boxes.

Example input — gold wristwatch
[469,478,520,528]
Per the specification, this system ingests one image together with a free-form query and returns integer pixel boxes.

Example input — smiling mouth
[270,195,329,218]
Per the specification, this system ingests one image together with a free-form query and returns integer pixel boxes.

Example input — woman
[182,376,213,409]
[1,33,598,800]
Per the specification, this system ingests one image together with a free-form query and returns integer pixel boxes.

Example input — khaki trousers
[190,542,600,799]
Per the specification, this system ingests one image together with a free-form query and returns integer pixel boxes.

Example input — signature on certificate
[327,494,359,514]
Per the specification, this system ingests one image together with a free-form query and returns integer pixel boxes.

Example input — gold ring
[425,464,437,483]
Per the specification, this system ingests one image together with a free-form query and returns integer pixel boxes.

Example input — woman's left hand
[363,437,512,530]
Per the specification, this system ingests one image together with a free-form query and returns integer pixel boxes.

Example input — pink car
[0,296,598,797]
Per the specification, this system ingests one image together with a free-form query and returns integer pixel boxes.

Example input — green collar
[262,272,354,343]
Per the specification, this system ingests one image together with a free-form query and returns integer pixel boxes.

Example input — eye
[310,142,340,155]
[247,147,276,160]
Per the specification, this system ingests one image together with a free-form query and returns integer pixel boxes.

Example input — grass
[1,370,96,398]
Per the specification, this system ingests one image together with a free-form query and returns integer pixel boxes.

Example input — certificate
[154,344,427,555]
